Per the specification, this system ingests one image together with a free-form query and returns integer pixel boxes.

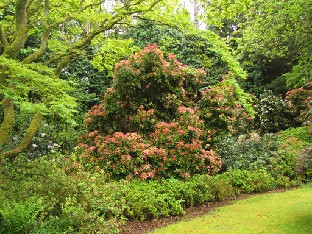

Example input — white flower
[40,133,46,137]
[32,144,38,148]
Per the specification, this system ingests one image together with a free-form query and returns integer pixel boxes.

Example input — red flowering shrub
[199,76,254,142]
[151,107,222,178]
[86,44,205,135]
[129,105,158,134]
[80,46,259,180]
[78,131,163,180]
[80,106,221,180]
[286,82,312,125]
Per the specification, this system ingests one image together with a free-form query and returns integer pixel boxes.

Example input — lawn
[150,183,312,234]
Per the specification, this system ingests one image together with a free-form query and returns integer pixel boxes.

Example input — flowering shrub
[77,46,267,180]
[78,131,151,180]
[286,82,312,125]
[129,105,157,134]
[86,44,206,135]
[79,106,222,180]
[199,76,254,142]
[151,107,222,178]
[256,90,296,133]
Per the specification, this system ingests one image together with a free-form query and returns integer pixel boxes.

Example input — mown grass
[150,183,312,234]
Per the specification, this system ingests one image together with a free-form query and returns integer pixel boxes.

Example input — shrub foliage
[0,155,298,233]
[80,45,254,180]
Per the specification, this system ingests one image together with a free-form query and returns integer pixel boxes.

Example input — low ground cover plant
[0,153,300,233]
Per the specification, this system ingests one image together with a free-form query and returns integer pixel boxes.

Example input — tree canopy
[0,0,168,158]
[202,0,312,90]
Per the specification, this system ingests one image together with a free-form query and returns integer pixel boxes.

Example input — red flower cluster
[78,107,221,180]
[286,82,312,125]
[199,77,253,140]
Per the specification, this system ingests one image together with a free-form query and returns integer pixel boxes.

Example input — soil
[119,188,294,234]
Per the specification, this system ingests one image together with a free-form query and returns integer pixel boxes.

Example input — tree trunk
[3,0,28,58]
[0,111,42,159]
[22,0,50,64]
[0,98,15,147]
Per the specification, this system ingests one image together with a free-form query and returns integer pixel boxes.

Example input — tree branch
[0,22,8,49]
[0,98,15,147]
[22,0,50,64]
[23,11,76,63]
[136,16,182,30]
[52,0,163,76]
[0,111,42,159]
[80,0,103,12]
[3,0,28,58]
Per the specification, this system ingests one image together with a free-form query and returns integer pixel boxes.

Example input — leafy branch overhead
[0,0,180,121]
[0,0,167,159]
[0,0,164,76]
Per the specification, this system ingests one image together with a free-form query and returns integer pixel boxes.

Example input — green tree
[0,0,165,159]
[61,57,112,113]
[201,0,312,91]
[0,57,75,158]
[123,19,229,85]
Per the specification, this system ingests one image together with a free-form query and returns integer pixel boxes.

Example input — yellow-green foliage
[0,57,77,123]
[277,126,312,164]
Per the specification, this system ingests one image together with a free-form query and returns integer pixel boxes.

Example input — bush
[85,44,206,135]
[295,147,312,181]
[0,154,121,234]
[275,126,312,182]
[80,45,257,180]
[217,133,280,171]
[221,169,275,194]
[0,153,298,231]
[0,197,44,234]
[120,169,285,221]
[123,180,185,221]
[278,126,312,145]
[150,107,222,178]
[217,132,300,182]
[199,76,254,143]
[78,107,222,180]
[286,82,312,125]
[161,177,214,207]
[255,90,296,133]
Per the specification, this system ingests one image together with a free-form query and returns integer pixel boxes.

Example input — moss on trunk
[0,111,42,159]
[0,98,15,147]
[3,0,28,58]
